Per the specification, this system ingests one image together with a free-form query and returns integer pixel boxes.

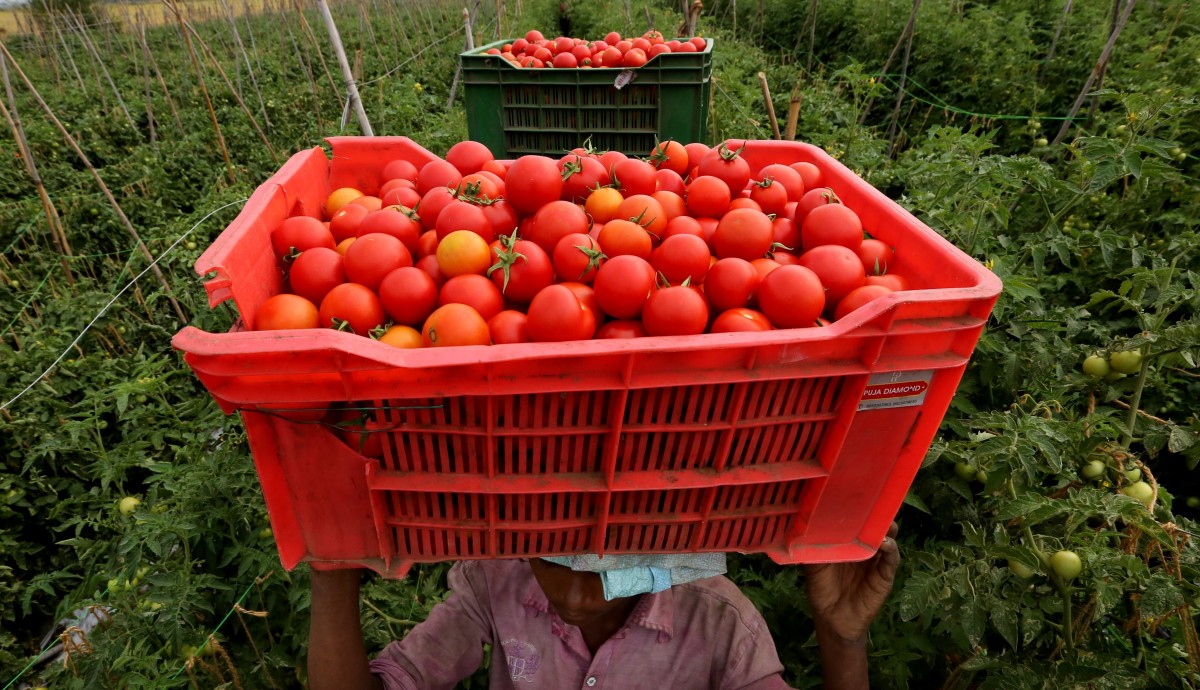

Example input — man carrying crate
[307,522,899,689]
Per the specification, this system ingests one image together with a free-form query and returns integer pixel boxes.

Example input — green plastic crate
[461,38,713,157]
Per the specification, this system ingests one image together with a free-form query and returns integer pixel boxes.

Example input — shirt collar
[521,566,675,641]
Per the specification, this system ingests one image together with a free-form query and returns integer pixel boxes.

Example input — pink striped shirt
[369,559,792,689]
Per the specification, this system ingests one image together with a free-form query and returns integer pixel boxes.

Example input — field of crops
[0,0,1197,687]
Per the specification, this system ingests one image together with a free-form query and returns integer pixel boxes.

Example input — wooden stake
[1045,0,1073,62]
[1050,0,1136,146]
[885,0,920,155]
[446,7,473,110]
[0,41,187,324]
[757,72,781,139]
[317,0,373,135]
[293,0,343,103]
[859,0,919,125]
[161,0,236,184]
[784,85,802,140]
[138,22,185,136]
[67,10,138,132]
[0,54,74,283]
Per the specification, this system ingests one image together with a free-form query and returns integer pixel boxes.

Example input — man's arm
[804,522,901,690]
[308,568,383,690]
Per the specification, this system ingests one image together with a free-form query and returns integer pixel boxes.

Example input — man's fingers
[886,521,899,539]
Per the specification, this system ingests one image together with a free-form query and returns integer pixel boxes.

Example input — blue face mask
[538,554,727,600]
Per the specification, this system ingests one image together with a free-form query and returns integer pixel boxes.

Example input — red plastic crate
[172,137,1001,577]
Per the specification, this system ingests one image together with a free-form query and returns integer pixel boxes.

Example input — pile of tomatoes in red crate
[482,29,709,69]
[256,138,908,349]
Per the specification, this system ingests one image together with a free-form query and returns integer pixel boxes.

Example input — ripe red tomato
[596,320,647,338]
[255,294,319,330]
[329,204,370,243]
[593,255,654,319]
[643,285,708,336]
[526,285,596,342]
[553,233,606,283]
[663,215,704,240]
[525,29,545,42]
[319,283,386,335]
[446,141,492,176]
[598,150,628,172]
[604,31,621,44]
[834,284,892,321]
[796,187,839,223]
[652,234,711,285]
[288,247,346,305]
[790,161,824,191]
[712,208,774,261]
[649,140,689,176]
[601,46,622,66]
[416,254,446,287]
[729,198,763,212]
[614,195,667,239]
[529,200,589,254]
[699,142,752,194]
[416,159,461,196]
[655,169,686,196]
[438,273,504,321]
[378,266,438,326]
[865,273,910,291]
[802,203,864,251]
[422,303,490,347]
[272,216,334,258]
[749,178,789,215]
[552,52,578,68]
[381,158,419,182]
[415,186,457,229]
[559,154,610,203]
[756,265,824,329]
[479,199,519,239]
[686,176,731,218]
[356,207,423,255]
[711,308,773,333]
[683,143,711,172]
[757,163,805,201]
[348,195,383,212]
[488,238,554,303]
[558,282,602,334]
[797,244,866,306]
[344,233,412,291]
[689,37,707,51]
[436,199,495,243]
[857,239,894,275]
[651,191,686,223]
[416,230,439,258]
[458,172,502,200]
[648,43,671,59]
[612,158,658,197]
[506,155,564,215]
[772,217,799,251]
[705,258,760,312]
[488,309,530,344]
[381,186,422,210]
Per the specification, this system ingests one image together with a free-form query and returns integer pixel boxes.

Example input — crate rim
[462,36,714,67]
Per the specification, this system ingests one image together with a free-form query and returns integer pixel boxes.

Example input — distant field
[0,0,273,35]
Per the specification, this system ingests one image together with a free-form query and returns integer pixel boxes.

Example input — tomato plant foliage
[0,0,1198,688]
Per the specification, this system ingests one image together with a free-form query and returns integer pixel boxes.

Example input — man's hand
[804,522,900,644]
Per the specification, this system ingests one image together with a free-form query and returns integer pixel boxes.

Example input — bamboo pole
[161,0,236,184]
[293,0,343,103]
[138,22,185,136]
[757,72,781,139]
[784,85,802,140]
[1045,0,1073,62]
[0,42,187,324]
[67,9,138,132]
[317,0,373,135]
[1050,0,1136,146]
[0,54,74,284]
[285,14,325,130]
[859,0,920,125]
[446,7,473,110]
[221,0,271,132]
[52,16,88,94]
[885,0,920,154]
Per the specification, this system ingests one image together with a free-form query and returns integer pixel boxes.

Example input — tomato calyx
[560,156,584,181]
[753,176,776,189]
[486,233,528,293]
[716,141,748,161]
[571,241,607,281]
[648,137,675,168]
[330,317,355,333]
[368,322,393,340]
[764,241,795,259]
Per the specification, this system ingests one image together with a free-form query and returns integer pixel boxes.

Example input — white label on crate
[857,370,933,411]
[614,70,637,90]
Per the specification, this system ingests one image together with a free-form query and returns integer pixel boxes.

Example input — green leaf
[992,600,1020,650]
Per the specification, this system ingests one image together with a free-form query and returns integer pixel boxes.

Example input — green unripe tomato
[1109,350,1143,375]
[1124,467,1142,482]
[1082,355,1110,378]
[1081,459,1106,480]
[1008,559,1035,579]
[1186,496,1200,509]
[1122,480,1153,506]
[1035,137,1049,147]
[1103,371,1126,382]
[186,241,198,250]
[1050,550,1083,580]
[954,462,977,481]
[975,469,988,484]
[259,527,274,539]
[118,496,141,515]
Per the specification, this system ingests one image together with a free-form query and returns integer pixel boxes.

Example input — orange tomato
[584,187,624,224]
[422,303,490,347]
[436,230,492,277]
[325,187,364,217]
[377,325,423,348]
